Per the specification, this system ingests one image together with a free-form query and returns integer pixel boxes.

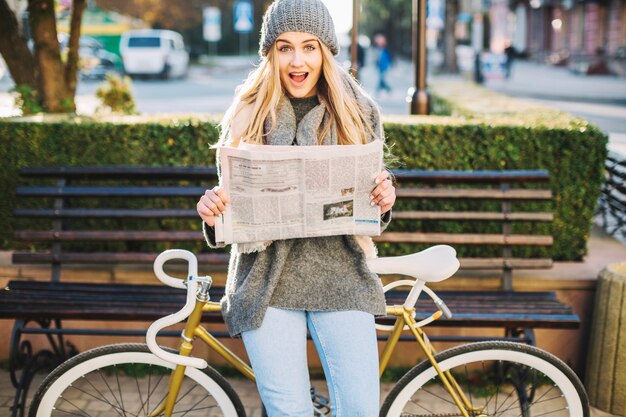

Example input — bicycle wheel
[29,343,246,417]
[380,341,588,417]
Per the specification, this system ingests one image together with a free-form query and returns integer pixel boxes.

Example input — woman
[197,0,396,415]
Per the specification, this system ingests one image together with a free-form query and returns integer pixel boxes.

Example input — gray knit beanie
[259,0,339,57]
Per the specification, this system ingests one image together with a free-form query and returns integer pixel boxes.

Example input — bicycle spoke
[114,365,128,417]
[418,386,457,406]
[530,408,572,417]
[98,369,126,415]
[172,405,219,415]
[52,407,92,417]
[492,383,518,416]
[55,396,93,417]
[134,369,146,416]
[140,373,167,414]
[177,392,219,417]
[69,380,127,416]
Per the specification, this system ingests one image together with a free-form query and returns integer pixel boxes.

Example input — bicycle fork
[149,283,211,417]
[379,306,485,417]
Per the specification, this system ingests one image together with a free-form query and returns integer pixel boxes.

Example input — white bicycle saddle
[367,245,460,282]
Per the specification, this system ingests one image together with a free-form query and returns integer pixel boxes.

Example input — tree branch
[65,0,86,97]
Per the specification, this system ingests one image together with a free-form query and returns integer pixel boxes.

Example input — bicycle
[28,246,589,417]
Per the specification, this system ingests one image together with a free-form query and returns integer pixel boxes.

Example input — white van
[120,29,189,79]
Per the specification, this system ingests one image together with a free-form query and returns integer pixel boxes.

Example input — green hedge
[0,84,607,260]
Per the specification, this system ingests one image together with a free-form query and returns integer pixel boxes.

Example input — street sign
[426,0,444,30]
[203,7,222,42]
[234,1,254,33]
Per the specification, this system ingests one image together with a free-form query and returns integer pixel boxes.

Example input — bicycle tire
[380,341,588,417]
[29,343,246,417]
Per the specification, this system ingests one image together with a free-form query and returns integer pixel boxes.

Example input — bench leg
[506,327,536,346]
[8,319,78,417]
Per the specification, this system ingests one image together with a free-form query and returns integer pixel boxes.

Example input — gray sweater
[204,96,390,337]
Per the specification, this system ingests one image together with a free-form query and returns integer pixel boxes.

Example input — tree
[0,0,86,113]
[442,0,458,73]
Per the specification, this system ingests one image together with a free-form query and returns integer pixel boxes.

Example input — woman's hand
[197,186,230,227]
[370,171,396,214]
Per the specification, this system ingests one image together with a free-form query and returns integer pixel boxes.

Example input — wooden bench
[0,166,580,417]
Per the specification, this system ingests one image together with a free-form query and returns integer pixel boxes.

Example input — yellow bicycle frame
[150,290,480,417]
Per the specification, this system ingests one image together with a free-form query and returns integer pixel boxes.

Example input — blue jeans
[241,307,380,417]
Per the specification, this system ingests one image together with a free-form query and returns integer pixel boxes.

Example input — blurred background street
[2,53,625,153]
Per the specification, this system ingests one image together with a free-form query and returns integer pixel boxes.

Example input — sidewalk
[483,60,626,105]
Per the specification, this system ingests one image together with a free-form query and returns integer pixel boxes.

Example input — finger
[196,201,215,226]
[374,170,390,185]
[213,186,230,205]
[201,195,222,216]
[373,188,394,206]
[196,199,213,217]
[207,192,226,212]
[373,185,396,207]
[370,179,393,201]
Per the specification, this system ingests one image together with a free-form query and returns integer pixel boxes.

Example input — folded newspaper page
[215,141,383,244]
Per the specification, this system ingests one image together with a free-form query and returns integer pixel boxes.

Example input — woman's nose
[290,50,304,66]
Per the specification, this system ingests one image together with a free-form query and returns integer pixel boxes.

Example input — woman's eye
[304,45,315,51]
[279,46,292,52]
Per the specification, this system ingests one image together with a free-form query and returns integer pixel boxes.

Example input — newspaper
[214,141,383,244]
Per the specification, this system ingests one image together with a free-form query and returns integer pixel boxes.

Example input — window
[128,37,161,48]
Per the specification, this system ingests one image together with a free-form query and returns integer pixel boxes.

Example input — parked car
[58,33,121,80]
[119,29,189,79]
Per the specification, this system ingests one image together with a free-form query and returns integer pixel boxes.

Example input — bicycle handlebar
[146,249,208,369]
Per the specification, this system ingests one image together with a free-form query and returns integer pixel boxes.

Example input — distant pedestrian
[374,34,392,94]
[504,43,516,79]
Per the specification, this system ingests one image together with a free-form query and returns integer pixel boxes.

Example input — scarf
[235,72,383,257]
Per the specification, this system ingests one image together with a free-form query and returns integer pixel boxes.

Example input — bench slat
[392,170,550,183]
[459,258,553,269]
[18,166,219,180]
[12,251,230,265]
[0,281,578,329]
[10,251,551,270]
[16,230,204,241]
[16,186,205,197]
[19,167,548,183]
[375,232,553,246]
[391,211,553,221]
[14,208,198,218]
[396,188,552,200]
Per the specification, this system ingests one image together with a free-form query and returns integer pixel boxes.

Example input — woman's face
[275,31,323,98]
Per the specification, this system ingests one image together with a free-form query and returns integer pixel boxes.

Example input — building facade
[507,0,626,74]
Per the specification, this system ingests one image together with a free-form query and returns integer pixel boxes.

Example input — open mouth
[289,72,308,83]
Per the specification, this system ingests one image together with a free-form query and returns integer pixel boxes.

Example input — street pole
[350,0,359,79]
[408,0,429,115]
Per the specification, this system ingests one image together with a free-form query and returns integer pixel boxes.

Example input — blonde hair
[218,40,377,146]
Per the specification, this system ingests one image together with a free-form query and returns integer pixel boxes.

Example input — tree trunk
[443,0,458,73]
[28,0,74,112]
[0,0,38,87]
[65,0,86,98]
